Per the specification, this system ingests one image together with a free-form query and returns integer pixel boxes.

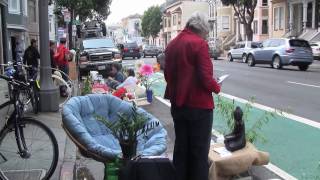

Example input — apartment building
[0,0,9,66]
[162,0,209,46]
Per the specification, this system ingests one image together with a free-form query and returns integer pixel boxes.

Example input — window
[253,20,258,34]
[274,8,279,30]
[279,7,284,30]
[28,0,36,23]
[262,20,268,34]
[9,0,21,14]
[262,0,268,6]
[168,18,171,27]
[222,16,230,31]
[274,7,284,30]
[178,14,181,25]
[173,15,176,26]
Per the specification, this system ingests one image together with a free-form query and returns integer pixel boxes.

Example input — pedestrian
[23,39,40,80]
[49,40,57,73]
[164,12,221,180]
[54,38,70,82]
[106,63,125,89]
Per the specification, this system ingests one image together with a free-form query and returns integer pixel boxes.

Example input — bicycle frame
[0,81,30,159]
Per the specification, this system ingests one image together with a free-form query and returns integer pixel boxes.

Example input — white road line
[265,164,297,180]
[215,68,225,72]
[155,95,298,179]
[220,92,320,129]
[287,81,320,88]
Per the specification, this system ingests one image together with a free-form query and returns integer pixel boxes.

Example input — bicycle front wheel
[0,118,59,180]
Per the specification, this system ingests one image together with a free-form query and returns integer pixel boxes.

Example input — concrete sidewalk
[71,98,284,180]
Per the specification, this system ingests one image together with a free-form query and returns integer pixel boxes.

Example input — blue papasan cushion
[62,94,167,161]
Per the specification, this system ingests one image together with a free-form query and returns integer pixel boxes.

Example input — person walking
[50,40,57,73]
[55,38,70,82]
[23,39,40,80]
[164,12,221,180]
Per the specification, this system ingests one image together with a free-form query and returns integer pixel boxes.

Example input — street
[214,59,320,122]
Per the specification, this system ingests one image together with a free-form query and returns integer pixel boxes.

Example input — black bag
[119,157,176,180]
[59,85,68,97]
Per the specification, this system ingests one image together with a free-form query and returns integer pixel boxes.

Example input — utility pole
[208,0,217,47]
[39,0,59,112]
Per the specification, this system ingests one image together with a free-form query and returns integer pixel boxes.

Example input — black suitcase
[119,157,176,180]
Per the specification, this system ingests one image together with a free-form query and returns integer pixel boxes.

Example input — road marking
[215,68,225,72]
[287,81,320,88]
[155,95,297,179]
[265,164,297,180]
[220,92,320,129]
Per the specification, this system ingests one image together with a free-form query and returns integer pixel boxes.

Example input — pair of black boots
[224,106,246,152]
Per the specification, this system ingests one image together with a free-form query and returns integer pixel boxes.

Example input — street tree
[221,0,257,41]
[141,6,162,41]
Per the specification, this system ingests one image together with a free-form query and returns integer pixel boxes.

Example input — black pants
[171,106,213,180]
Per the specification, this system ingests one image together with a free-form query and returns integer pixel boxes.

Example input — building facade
[121,14,142,43]
[162,0,209,47]
[0,0,9,67]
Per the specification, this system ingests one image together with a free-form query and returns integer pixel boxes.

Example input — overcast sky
[106,0,165,25]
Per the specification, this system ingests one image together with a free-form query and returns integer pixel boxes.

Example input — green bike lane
[150,74,320,179]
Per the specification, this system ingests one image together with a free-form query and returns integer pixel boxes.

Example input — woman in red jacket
[164,12,221,180]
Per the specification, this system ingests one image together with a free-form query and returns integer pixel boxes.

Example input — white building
[48,4,56,41]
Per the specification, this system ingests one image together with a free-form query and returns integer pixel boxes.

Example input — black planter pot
[120,140,137,160]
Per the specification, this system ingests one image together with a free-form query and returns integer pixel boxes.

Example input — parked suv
[143,45,161,58]
[246,38,313,71]
[121,42,141,59]
[310,42,320,60]
[79,37,122,78]
[228,41,261,63]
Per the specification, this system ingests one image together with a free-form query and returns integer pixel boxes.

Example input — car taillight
[286,48,295,53]
[124,48,128,52]
[79,56,88,62]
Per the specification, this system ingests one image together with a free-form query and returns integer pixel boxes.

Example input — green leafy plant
[81,76,92,95]
[95,102,159,159]
[216,95,280,143]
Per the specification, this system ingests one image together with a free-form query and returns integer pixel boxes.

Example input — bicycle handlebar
[0,74,29,88]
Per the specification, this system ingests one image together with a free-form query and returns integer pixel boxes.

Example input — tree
[221,0,257,41]
[141,6,162,40]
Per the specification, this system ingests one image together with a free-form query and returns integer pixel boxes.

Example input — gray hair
[185,12,210,35]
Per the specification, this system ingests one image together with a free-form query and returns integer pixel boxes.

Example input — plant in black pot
[95,102,159,160]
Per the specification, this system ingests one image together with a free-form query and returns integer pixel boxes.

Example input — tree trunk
[245,23,253,41]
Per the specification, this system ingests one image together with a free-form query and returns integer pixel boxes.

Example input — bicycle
[2,62,40,114]
[0,74,59,180]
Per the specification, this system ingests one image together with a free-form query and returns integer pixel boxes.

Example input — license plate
[98,65,106,70]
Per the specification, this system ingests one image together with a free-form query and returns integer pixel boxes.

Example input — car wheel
[272,56,282,69]
[298,65,309,71]
[138,56,141,59]
[228,54,233,62]
[247,54,255,67]
[143,54,146,58]
[242,54,247,63]
[122,56,125,60]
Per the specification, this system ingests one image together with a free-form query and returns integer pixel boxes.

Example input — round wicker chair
[62,94,167,162]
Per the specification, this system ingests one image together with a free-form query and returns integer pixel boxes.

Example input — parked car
[246,38,313,71]
[79,37,122,78]
[228,41,261,63]
[310,42,320,60]
[143,45,161,58]
[208,41,221,60]
[121,42,141,59]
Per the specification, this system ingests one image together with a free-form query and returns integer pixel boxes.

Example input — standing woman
[164,12,221,180]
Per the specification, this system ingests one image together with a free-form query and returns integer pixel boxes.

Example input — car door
[230,43,240,58]
[253,40,270,62]
[259,39,277,62]
[236,42,246,59]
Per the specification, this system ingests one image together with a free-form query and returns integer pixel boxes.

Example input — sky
[106,0,166,25]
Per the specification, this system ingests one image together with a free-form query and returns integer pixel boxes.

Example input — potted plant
[138,64,162,103]
[95,102,159,160]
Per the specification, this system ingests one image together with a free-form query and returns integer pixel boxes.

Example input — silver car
[246,38,313,71]
[228,41,261,63]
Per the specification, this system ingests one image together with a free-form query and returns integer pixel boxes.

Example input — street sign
[64,11,71,23]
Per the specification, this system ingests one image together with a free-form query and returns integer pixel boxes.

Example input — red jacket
[164,28,220,109]
[54,44,69,66]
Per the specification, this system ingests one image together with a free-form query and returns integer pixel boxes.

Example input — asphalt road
[213,59,320,122]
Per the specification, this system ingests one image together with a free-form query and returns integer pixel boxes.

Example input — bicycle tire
[0,118,59,180]
[30,85,39,114]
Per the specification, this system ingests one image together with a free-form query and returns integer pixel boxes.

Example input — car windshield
[83,39,115,49]
[124,43,138,48]
[310,44,318,47]
[289,40,310,48]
